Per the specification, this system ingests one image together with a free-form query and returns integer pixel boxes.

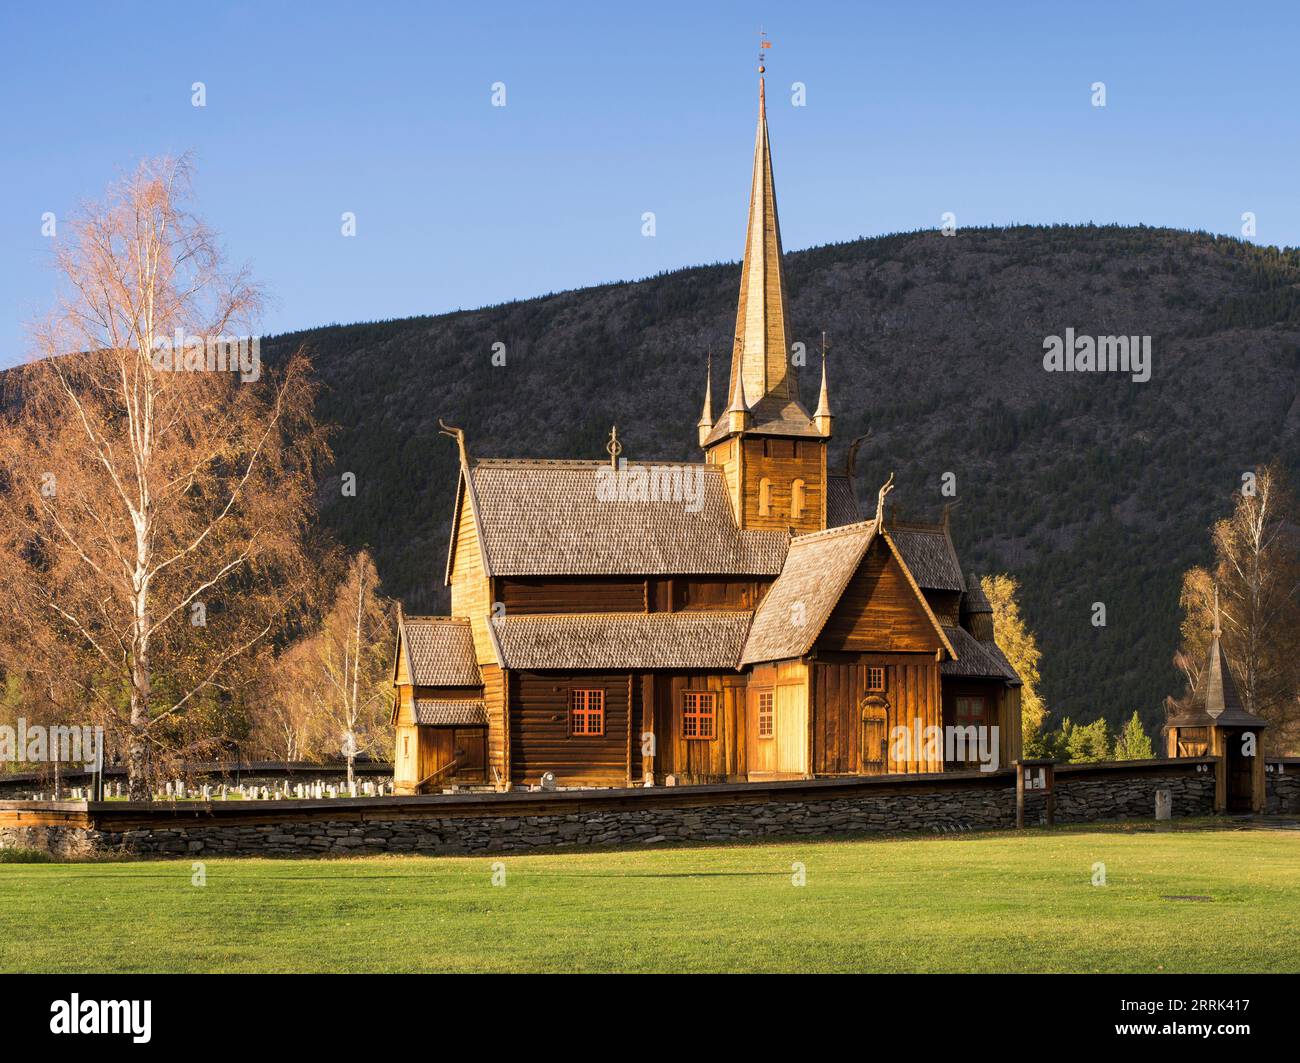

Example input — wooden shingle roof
[741,522,956,665]
[464,459,788,577]
[413,698,488,726]
[960,571,993,614]
[889,523,965,592]
[826,474,862,528]
[398,616,482,687]
[740,522,877,664]
[940,625,1020,684]
[492,611,754,670]
[1177,635,1267,729]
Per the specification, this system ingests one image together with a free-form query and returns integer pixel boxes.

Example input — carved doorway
[859,696,889,775]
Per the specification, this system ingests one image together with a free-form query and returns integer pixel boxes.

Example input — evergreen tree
[1065,718,1111,762]
[1113,711,1154,760]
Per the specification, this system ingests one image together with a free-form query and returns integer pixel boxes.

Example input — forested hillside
[260,224,1300,734]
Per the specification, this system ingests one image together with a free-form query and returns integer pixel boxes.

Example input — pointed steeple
[725,353,750,433]
[1194,586,1246,719]
[729,64,795,410]
[697,352,715,445]
[700,40,822,452]
[1186,583,1268,729]
[814,332,832,435]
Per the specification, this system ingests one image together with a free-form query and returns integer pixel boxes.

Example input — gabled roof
[414,699,488,726]
[492,611,753,670]
[889,521,966,592]
[740,522,956,665]
[741,522,875,664]
[395,616,482,687]
[826,474,862,528]
[460,459,788,577]
[941,626,1020,684]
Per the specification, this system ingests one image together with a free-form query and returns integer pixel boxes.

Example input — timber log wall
[0,757,1275,859]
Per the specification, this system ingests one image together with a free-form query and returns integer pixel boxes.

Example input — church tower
[700,46,831,533]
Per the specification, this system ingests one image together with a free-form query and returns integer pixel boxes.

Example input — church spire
[725,350,750,433]
[814,331,832,435]
[697,352,715,445]
[728,44,795,411]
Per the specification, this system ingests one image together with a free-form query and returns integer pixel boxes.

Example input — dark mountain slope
[261,224,1300,735]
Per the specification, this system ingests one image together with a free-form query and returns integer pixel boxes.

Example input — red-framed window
[570,689,605,736]
[949,695,990,766]
[954,696,989,728]
[683,691,717,740]
[757,690,775,739]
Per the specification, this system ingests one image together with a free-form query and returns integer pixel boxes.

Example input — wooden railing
[415,757,463,794]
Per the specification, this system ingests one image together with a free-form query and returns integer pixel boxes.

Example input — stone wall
[1051,766,1215,824]
[0,823,99,859]
[1265,761,1300,814]
[0,759,1218,859]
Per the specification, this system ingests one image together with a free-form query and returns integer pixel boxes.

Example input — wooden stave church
[392,70,1024,794]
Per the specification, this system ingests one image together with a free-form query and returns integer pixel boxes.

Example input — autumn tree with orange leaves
[0,157,328,798]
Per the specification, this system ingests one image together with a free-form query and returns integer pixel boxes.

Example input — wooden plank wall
[482,664,507,789]
[649,672,748,784]
[706,438,743,523]
[926,590,962,627]
[488,576,770,615]
[449,479,495,665]
[671,578,762,611]
[819,540,943,654]
[811,654,942,775]
[1003,685,1024,766]
[940,678,1016,770]
[738,437,826,533]
[745,660,808,779]
[509,671,631,787]
[498,577,646,614]
[394,725,418,791]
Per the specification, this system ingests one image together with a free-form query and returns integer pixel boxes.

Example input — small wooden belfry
[1164,590,1267,813]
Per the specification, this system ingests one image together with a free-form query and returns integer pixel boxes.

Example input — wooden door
[775,684,807,775]
[859,697,888,775]
[1224,730,1253,813]
[454,728,487,782]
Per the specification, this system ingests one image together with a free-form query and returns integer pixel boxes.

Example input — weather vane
[758,29,771,73]
[606,424,623,469]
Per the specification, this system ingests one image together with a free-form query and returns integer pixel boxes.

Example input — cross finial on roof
[1212,584,1222,638]
[606,425,623,469]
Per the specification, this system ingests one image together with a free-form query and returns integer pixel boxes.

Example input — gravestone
[1155,789,1172,820]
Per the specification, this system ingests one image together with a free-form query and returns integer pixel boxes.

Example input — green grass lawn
[1,825,1296,973]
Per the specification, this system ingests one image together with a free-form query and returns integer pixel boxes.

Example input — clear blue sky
[1,0,1296,364]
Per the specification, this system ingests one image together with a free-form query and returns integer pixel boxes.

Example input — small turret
[725,360,750,434]
[813,334,832,436]
[697,352,715,446]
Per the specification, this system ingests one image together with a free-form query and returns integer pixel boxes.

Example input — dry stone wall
[0,760,1220,859]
